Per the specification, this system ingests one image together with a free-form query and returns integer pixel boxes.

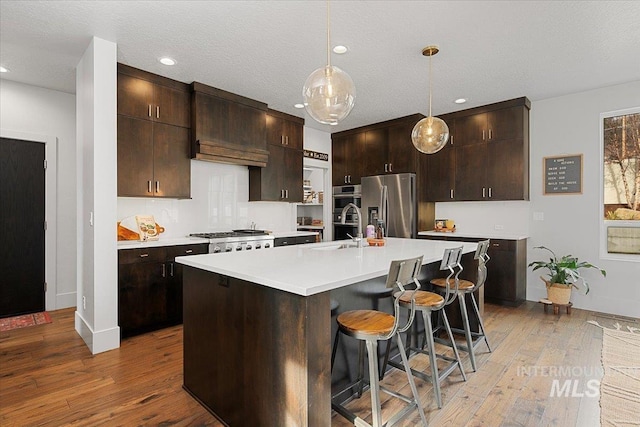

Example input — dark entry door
[0,137,46,317]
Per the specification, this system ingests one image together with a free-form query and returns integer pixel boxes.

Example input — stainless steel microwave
[332,185,362,211]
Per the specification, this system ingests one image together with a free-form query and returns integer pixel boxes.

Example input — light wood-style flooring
[1,302,633,426]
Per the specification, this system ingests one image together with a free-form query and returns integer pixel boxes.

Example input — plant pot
[543,279,572,304]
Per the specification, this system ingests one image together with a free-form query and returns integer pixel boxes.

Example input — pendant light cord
[326,0,331,67]
[428,52,432,118]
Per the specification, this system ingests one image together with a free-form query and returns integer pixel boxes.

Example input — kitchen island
[176,238,477,426]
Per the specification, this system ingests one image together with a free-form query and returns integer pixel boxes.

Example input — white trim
[599,106,640,262]
[0,128,58,311]
[75,311,120,355]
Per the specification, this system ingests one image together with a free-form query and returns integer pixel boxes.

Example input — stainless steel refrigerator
[361,173,416,238]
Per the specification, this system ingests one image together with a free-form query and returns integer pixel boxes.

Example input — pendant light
[302,0,356,126]
[412,45,449,154]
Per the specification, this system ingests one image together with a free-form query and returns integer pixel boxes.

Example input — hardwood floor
[0,302,633,426]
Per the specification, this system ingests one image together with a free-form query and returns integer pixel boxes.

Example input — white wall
[0,79,76,309]
[528,81,640,318]
[439,81,640,318]
[75,37,120,354]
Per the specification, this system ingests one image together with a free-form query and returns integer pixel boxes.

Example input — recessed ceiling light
[454,98,467,104]
[159,57,176,66]
[0,66,9,73]
[294,103,304,109]
[332,45,348,54]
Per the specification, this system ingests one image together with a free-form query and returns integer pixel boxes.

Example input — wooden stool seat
[430,277,475,290]
[337,310,394,337]
[396,290,444,307]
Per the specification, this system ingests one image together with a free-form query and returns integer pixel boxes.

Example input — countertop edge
[418,231,529,240]
[117,237,210,249]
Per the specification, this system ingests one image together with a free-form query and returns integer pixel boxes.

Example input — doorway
[0,137,46,317]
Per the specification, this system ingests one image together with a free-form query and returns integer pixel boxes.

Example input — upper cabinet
[419,97,530,202]
[249,110,304,202]
[117,64,191,199]
[331,114,423,186]
[191,82,269,167]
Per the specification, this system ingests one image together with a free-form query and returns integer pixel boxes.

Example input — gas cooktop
[189,230,269,239]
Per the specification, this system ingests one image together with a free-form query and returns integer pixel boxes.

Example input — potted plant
[528,246,606,304]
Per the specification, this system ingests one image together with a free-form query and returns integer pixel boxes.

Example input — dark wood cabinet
[191,82,269,167]
[117,64,191,199]
[274,235,317,247]
[118,243,208,337]
[418,97,530,202]
[418,235,527,306]
[331,114,422,185]
[249,110,304,202]
[332,131,366,185]
[418,115,456,202]
[453,102,529,201]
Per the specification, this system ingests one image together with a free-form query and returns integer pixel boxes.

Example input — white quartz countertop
[117,236,210,250]
[418,230,529,240]
[176,237,477,297]
[271,231,319,238]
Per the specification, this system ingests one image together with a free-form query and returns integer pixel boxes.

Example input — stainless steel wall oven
[333,185,362,240]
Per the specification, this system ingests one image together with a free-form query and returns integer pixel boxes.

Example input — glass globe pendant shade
[303,65,356,126]
[411,116,449,154]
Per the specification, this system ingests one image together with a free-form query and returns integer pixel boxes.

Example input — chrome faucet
[341,202,363,248]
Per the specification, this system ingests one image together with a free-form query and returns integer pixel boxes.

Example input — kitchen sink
[310,243,359,251]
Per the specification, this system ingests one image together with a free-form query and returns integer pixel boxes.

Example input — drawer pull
[185,249,193,254]
[139,253,149,258]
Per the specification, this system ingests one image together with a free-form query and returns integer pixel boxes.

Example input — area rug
[0,312,52,332]
[589,321,640,426]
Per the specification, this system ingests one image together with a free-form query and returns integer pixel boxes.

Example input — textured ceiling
[1,1,639,132]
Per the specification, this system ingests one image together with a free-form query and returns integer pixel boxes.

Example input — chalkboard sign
[544,154,583,194]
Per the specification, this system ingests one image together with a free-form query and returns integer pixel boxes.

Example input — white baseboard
[74,311,120,354]
[56,292,76,310]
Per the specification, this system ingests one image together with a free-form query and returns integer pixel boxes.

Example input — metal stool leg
[441,309,466,381]
[365,340,383,427]
[331,328,340,373]
[356,340,366,397]
[396,332,428,426]
[458,293,477,371]
[423,309,442,408]
[470,292,492,352]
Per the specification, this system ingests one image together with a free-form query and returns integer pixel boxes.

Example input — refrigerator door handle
[381,185,388,225]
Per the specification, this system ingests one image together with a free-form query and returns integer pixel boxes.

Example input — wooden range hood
[191,82,269,167]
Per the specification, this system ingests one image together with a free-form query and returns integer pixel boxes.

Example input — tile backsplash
[117,160,295,237]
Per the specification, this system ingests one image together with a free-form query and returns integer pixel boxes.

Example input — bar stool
[331,256,428,427]
[431,240,492,372]
[381,246,467,409]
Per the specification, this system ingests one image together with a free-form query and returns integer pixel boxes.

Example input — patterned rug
[589,321,640,427]
[0,312,52,332]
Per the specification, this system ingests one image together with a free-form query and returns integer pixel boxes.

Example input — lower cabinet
[419,235,527,306]
[274,235,317,247]
[118,243,208,337]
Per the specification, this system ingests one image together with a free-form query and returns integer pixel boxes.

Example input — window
[601,107,640,259]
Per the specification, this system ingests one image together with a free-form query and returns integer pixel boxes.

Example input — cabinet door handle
[161,263,166,278]
[185,249,193,254]
[156,106,160,119]
[148,104,152,117]
[450,135,454,145]
[482,129,486,140]
[139,253,149,258]
[482,187,486,198]
[348,175,352,183]
[450,189,454,199]
[489,187,492,198]
[147,180,152,193]
[170,262,174,277]
[488,129,492,140]
[285,136,289,145]
[344,176,347,184]
[281,135,285,145]
[156,181,160,193]
[384,163,387,172]
[286,189,289,199]
[389,163,392,172]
